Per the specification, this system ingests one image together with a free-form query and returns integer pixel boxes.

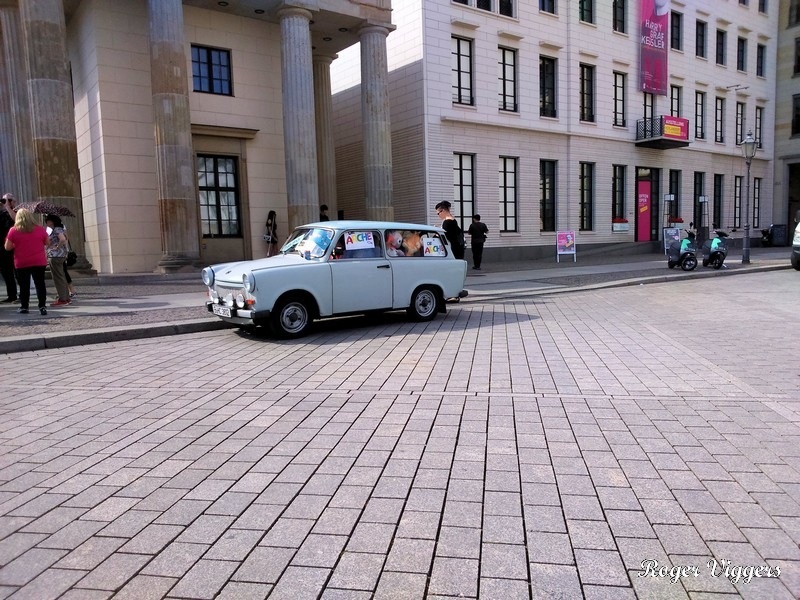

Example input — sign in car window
[345,231,375,250]
[423,237,446,256]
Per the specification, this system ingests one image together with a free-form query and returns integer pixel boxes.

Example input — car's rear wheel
[271,295,313,338]
[408,286,439,321]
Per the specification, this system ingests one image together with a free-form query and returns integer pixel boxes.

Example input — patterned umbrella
[15,201,76,218]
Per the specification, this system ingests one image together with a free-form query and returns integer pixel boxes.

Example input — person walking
[45,215,71,306]
[467,214,488,270]
[4,208,48,315]
[435,201,464,260]
[0,193,18,302]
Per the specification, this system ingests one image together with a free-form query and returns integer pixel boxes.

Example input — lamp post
[740,130,757,264]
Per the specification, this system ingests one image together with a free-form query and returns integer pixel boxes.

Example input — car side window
[385,230,447,258]
[333,230,383,259]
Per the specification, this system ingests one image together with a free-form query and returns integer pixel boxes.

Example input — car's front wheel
[408,286,439,321]
[271,295,313,338]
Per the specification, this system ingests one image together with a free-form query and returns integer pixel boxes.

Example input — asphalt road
[0,270,798,598]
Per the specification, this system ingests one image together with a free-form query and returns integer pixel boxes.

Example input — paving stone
[233,547,295,584]
[373,571,427,600]
[141,541,209,578]
[428,557,478,597]
[327,551,384,591]
[167,558,238,599]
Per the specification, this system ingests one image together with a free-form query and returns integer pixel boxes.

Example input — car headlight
[202,267,214,287]
[235,293,245,308]
[243,272,256,293]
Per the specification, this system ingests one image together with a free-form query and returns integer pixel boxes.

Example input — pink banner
[637,181,651,242]
[640,0,668,95]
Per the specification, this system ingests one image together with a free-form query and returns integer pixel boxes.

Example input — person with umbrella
[3,208,48,315]
[0,193,18,303]
[45,215,71,306]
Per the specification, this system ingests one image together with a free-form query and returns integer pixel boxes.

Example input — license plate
[212,304,231,318]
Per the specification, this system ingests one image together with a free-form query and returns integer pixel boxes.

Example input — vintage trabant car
[202,220,468,338]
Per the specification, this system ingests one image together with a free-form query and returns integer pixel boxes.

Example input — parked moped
[701,230,729,269]
[667,230,698,271]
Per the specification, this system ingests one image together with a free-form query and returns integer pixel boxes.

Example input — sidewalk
[0,247,791,354]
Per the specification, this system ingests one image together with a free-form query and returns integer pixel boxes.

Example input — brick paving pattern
[0,272,797,598]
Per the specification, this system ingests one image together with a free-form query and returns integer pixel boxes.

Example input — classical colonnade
[0,0,393,272]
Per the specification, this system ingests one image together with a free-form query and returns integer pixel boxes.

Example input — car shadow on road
[233,304,539,345]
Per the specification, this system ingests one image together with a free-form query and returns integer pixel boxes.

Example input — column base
[157,254,198,274]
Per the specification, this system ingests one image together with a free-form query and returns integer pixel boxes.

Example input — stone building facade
[0,0,393,273]
[332,0,780,260]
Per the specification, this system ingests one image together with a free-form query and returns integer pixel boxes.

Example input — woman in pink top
[4,208,49,315]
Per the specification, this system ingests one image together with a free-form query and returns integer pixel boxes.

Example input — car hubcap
[416,291,435,317]
[281,303,307,333]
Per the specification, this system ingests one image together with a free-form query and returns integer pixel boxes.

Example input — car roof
[300,220,444,232]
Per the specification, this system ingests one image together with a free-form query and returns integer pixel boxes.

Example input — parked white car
[202,220,468,337]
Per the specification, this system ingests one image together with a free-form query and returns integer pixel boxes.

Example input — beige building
[775,0,800,237]
[332,0,779,260]
[0,0,393,273]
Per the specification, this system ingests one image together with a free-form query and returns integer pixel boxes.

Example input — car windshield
[280,227,333,258]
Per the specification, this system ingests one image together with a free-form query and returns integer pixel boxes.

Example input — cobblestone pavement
[0,271,798,599]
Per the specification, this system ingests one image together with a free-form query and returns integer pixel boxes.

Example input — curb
[1,319,230,355]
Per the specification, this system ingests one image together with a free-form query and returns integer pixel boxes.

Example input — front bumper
[206,302,269,326]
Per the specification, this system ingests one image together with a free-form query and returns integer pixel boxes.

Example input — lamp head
[741,130,757,161]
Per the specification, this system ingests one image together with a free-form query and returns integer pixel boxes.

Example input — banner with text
[640,0,669,95]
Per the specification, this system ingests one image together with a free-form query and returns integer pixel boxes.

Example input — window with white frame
[734,175,742,228]
[755,106,763,148]
[579,63,595,122]
[579,162,594,231]
[670,85,682,117]
[540,160,557,231]
[452,37,474,105]
[715,97,725,143]
[453,0,514,17]
[753,177,761,228]
[453,153,474,230]
[613,72,626,126]
[540,56,557,118]
[696,20,707,58]
[613,0,626,33]
[737,37,748,71]
[499,157,518,232]
[498,47,517,112]
[695,91,706,139]
[612,165,626,221]
[736,102,746,143]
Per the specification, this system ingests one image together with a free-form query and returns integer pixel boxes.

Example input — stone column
[0,23,14,195]
[279,7,318,229]
[313,53,337,219]
[18,0,89,268]
[148,0,199,272]
[359,24,393,221]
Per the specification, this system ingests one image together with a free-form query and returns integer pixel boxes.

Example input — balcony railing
[635,115,690,149]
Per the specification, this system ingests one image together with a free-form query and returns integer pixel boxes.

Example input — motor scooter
[667,230,698,271]
[701,230,729,269]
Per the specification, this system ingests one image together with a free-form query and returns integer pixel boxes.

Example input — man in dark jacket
[0,193,18,302]
[467,214,488,270]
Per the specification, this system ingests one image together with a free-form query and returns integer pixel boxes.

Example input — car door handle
[377,264,390,269]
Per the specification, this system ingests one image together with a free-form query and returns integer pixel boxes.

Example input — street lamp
[740,130,757,264]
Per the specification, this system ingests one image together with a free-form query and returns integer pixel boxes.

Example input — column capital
[277,6,313,21]
[357,23,393,38]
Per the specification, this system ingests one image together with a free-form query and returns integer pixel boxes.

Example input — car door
[329,229,392,314]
